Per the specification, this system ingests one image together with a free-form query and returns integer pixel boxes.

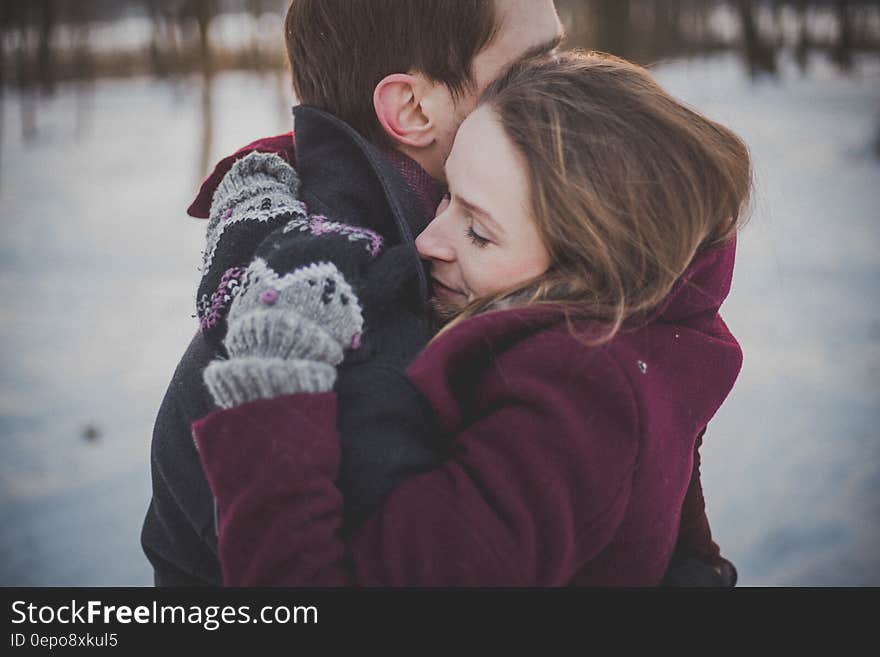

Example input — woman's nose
[416,217,455,262]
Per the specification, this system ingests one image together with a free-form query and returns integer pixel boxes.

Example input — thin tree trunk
[738,0,777,76]
[594,0,632,58]
[36,0,56,94]
[193,0,216,180]
[0,0,6,187]
[833,0,853,71]
[653,0,682,58]
[795,0,810,73]
[13,7,37,141]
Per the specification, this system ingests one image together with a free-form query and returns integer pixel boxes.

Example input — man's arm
[141,331,222,586]
[143,138,299,586]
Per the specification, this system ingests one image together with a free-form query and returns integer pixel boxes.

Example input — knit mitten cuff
[209,151,300,222]
[224,307,345,366]
[202,153,307,276]
[203,357,336,409]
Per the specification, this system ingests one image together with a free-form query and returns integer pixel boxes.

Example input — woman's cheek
[465,256,503,298]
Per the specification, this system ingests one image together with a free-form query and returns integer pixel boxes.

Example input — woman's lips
[432,277,466,300]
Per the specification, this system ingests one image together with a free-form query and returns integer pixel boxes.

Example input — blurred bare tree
[0,0,878,161]
[593,0,631,56]
[738,0,778,75]
[2,1,877,86]
[833,0,854,71]
[554,0,877,75]
[191,0,216,179]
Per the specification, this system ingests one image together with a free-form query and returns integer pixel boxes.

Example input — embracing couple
[142,0,749,587]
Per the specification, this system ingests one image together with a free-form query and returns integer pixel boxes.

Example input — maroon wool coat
[192,238,741,586]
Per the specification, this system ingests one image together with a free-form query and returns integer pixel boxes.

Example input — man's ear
[373,73,435,148]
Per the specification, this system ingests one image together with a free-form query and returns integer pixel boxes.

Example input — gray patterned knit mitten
[202,151,307,277]
[203,257,364,409]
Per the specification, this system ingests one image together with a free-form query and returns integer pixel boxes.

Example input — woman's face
[415,106,550,315]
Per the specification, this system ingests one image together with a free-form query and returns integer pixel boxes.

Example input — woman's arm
[193,347,640,586]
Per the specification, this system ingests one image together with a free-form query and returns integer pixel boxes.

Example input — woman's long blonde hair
[442,50,752,343]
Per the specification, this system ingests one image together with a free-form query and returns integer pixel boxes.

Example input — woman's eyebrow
[443,160,504,236]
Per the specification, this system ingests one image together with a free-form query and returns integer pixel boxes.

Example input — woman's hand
[198,148,422,409]
[197,151,308,336]
[203,258,364,408]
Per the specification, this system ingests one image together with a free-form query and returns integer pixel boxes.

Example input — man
[142,0,566,586]
[141,0,734,586]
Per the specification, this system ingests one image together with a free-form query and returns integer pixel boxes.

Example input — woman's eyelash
[466,226,490,248]
[445,192,489,247]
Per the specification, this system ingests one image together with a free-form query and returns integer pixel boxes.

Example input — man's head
[285,0,563,180]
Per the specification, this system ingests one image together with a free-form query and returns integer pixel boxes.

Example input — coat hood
[415,237,738,359]
[650,238,737,326]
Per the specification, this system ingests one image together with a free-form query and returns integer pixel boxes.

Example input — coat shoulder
[478,323,643,444]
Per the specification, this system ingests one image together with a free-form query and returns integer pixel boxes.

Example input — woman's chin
[430,295,466,325]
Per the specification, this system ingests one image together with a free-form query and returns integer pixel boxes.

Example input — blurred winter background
[0,0,877,586]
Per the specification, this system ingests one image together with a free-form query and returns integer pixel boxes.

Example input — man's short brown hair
[285,0,499,145]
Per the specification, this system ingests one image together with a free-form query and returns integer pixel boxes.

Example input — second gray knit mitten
[203,258,364,408]
[201,151,307,279]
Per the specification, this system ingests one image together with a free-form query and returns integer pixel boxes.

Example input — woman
[193,51,751,586]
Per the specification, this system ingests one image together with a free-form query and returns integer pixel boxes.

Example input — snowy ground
[652,53,880,586]
[0,52,878,586]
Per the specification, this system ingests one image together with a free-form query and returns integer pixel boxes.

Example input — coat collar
[653,238,737,323]
[186,107,443,307]
[292,105,436,302]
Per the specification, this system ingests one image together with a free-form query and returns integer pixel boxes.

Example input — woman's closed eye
[466,225,491,248]
[439,190,492,248]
